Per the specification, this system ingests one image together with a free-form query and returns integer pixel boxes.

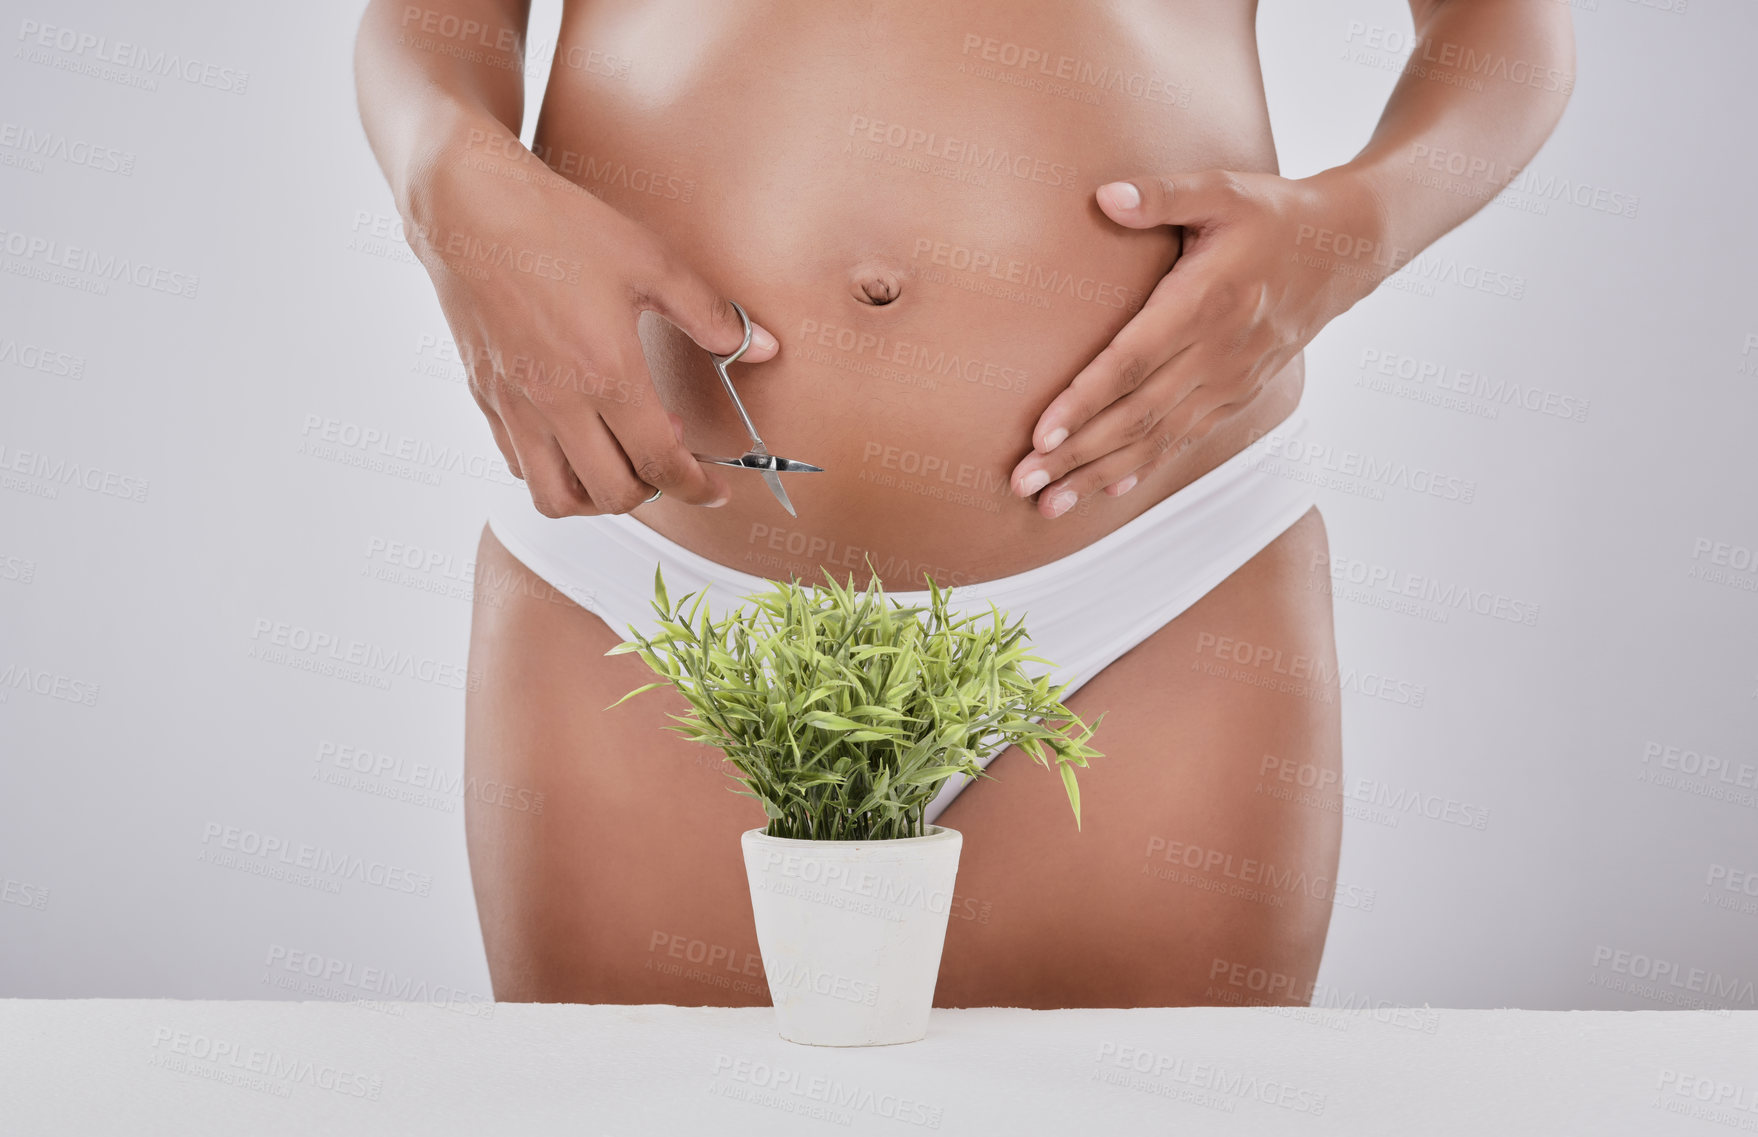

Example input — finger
[1139,340,1288,462]
[1131,357,1257,464]
[466,379,523,480]
[544,341,731,510]
[1029,256,1216,460]
[504,411,597,519]
[631,246,780,363]
[540,407,654,514]
[1113,399,1243,495]
[1036,392,1236,521]
[1096,170,1249,230]
[555,404,734,516]
[598,403,731,509]
[1033,438,1163,519]
[1018,272,1205,477]
[1014,357,1201,496]
[1024,307,1195,465]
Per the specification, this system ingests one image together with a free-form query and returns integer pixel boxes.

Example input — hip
[635,344,1307,590]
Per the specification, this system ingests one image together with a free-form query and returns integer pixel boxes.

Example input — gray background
[1,0,1752,1010]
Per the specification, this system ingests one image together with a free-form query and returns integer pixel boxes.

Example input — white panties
[487,395,1316,826]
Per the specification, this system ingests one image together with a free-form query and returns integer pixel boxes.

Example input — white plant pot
[741,825,963,1046]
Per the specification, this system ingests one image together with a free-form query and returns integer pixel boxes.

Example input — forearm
[353,0,533,223]
[1320,0,1575,275]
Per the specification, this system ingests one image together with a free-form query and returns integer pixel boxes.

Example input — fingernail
[1018,469,1050,497]
[1114,474,1137,496]
[752,324,779,355]
[1101,181,1140,209]
[1042,427,1068,452]
[1046,489,1077,518]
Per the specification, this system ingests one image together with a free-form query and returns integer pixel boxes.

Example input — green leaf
[801,712,874,733]
[599,559,1104,839]
[1060,761,1082,831]
[897,765,977,786]
[604,681,668,711]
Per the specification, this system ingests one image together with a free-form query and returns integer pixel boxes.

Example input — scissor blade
[693,453,826,475]
[762,467,797,517]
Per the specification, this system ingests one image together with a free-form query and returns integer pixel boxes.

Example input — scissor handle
[710,299,764,450]
[712,299,756,367]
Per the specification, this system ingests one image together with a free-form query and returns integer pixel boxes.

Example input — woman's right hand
[404,124,779,518]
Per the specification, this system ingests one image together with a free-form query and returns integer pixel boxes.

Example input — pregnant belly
[532,0,1301,589]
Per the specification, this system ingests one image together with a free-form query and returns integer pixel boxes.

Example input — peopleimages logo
[314,740,546,815]
[0,443,150,502]
[1342,21,1575,95]
[710,1055,945,1128]
[754,849,954,916]
[910,237,1144,310]
[1142,836,1377,911]
[764,962,880,1007]
[846,114,1080,189]
[0,663,99,707]
[16,19,251,94]
[0,227,199,298]
[1656,1070,1758,1118]
[149,1028,381,1099]
[957,34,1191,106]
[1393,253,1526,300]
[1641,741,1758,788]
[0,335,87,379]
[1257,755,1492,831]
[1589,945,1756,1007]
[1357,347,1590,424]
[799,318,1030,394]
[1093,1043,1327,1115]
[0,122,136,175]
[297,414,519,488]
[248,618,480,692]
[1250,435,1478,504]
[200,823,434,897]
[1311,551,1541,627]
[262,944,493,1016]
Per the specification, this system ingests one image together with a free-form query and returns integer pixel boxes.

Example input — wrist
[397,102,523,238]
[1298,162,1411,305]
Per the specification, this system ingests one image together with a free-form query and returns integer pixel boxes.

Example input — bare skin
[468,507,1340,1008]
[355,0,1573,1005]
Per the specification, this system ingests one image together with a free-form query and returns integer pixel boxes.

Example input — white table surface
[1,1001,1752,1135]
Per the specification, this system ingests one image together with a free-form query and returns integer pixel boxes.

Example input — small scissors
[690,299,824,517]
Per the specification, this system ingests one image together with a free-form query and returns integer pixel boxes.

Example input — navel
[850,264,903,306]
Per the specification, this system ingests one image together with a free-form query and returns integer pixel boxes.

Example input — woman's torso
[534,0,1299,589]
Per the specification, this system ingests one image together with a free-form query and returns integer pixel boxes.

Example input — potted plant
[606,561,1103,1046]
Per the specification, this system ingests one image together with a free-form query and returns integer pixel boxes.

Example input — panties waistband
[486,386,1317,643]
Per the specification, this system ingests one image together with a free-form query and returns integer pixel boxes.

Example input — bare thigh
[935,506,1343,1008]
[464,508,1341,1007]
[465,524,771,1004]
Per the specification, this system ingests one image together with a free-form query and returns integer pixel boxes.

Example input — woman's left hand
[1011,168,1390,518]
